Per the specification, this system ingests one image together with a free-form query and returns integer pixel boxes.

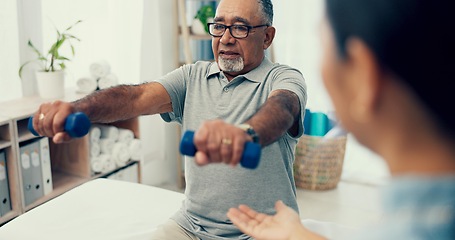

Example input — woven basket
[294,134,347,190]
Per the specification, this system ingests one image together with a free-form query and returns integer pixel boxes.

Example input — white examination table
[0,179,185,240]
[0,179,354,240]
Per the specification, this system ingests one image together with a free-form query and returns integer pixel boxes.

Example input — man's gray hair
[258,0,273,25]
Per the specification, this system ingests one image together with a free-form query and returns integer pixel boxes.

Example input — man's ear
[263,26,276,49]
[344,37,382,123]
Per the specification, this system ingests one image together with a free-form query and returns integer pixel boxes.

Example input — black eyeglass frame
[206,23,269,39]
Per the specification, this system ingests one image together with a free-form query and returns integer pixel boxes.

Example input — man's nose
[220,28,236,45]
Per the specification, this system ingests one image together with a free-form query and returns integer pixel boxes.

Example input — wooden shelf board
[189,34,212,40]
[0,140,11,150]
[0,123,12,143]
[0,116,10,124]
[15,116,36,142]
[91,160,140,179]
[178,26,212,40]
[17,132,38,143]
[0,88,86,120]
[0,210,21,226]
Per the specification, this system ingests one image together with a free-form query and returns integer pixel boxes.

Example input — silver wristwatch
[237,123,260,143]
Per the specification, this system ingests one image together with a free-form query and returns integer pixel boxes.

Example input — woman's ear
[263,26,276,49]
[344,37,382,123]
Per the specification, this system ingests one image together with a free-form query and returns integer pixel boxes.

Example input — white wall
[41,0,143,87]
[0,0,22,101]
[274,0,331,112]
[139,0,179,186]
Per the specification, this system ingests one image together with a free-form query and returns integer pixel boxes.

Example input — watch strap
[238,123,260,143]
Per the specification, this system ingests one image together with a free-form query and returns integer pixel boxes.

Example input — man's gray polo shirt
[155,57,307,240]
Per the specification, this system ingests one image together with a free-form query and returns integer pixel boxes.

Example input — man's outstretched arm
[33,82,172,143]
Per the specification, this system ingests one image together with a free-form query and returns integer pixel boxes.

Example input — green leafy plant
[19,20,82,78]
[195,5,215,33]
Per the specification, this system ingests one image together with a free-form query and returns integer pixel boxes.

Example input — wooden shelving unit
[0,88,141,225]
[0,117,21,225]
[177,0,218,65]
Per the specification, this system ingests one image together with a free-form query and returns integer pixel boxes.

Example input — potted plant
[19,20,82,99]
[192,5,215,35]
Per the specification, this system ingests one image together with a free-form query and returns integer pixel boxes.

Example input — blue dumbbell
[179,131,261,169]
[28,112,91,138]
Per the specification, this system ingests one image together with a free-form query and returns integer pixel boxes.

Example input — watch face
[246,128,254,135]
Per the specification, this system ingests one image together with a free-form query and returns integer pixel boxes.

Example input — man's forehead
[213,16,251,25]
[215,0,260,24]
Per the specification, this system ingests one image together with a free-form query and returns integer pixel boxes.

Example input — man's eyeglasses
[207,23,269,39]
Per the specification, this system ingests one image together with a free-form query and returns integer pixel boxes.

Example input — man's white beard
[218,55,244,72]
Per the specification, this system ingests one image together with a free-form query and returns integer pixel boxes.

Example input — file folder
[39,138,53,195]
[21,139,44,206]
[20,142,33,206]
[29,140,44,204]
[0,151,12,216]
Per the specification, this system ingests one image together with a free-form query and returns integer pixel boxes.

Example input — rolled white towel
[112,142,131,167]
[128,138,142,161]
[91,159,103,173]
[117,128,134,144]
[90,142,101,157]
[89,126,101,143]
[90,60,111,78]
[98,73,119,89]
[102,157,117,174]
[76,76,98,94]
[91,154,110,173]
[95,124,119,140]
[99,138,115,154]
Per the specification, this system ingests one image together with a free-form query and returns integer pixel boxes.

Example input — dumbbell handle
[28,112,91,138]
[179,131,261,169]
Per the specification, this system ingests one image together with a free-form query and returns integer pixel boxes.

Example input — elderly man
[33,0,307,239]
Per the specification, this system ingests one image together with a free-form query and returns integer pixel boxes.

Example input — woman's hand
[227,200,326,240]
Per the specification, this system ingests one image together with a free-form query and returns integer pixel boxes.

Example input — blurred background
[0,0,388,190]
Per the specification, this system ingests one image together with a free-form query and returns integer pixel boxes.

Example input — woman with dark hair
[227,0,455,239]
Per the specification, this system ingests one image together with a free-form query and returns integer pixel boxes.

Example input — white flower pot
[36,70,65,99]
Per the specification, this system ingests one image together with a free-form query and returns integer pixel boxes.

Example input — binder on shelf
[20,143,33,206]
[39,137,53,195]
[20,140,44,206]
[0,151,12,216]
[29,140,44,205]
